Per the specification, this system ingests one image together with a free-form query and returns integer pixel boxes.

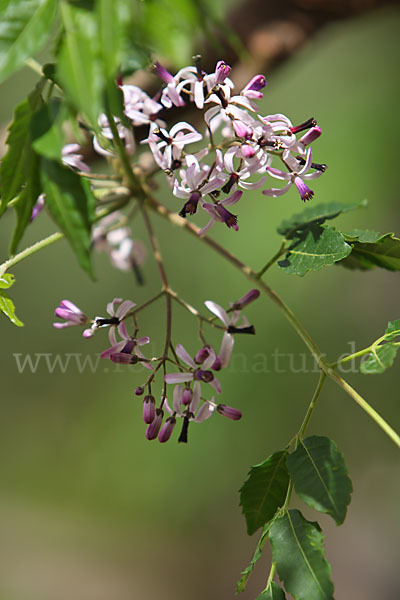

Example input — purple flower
[200,190,242,236]
[101,321,152,369]
[241,74,267,99]
[53,300,89,330]
[164,344,221,394]
[215,60,232,85]
[153,61,185,107]
[263,148,323,202]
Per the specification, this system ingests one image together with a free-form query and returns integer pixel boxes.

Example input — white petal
[173,385,183,413]
[219,332,234,368]
[204,301,229,326]
[194,402,215,423]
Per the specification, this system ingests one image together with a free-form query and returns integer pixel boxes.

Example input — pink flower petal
[176,344,196,368]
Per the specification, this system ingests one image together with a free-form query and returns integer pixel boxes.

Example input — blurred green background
[0,5,399,600]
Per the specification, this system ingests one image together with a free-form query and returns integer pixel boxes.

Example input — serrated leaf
[384,319,400,341]
[0,0,58,84]
[277,201,366,238]
[0,81,44,214]
[360,344,398,374]
[287,436,352,525]
[339,231,400,271]
[240,450,290,536]
[0,289,23,326]
[10,152,42,254]
[31,98,67,159]
[57,2,103,129]
[256,582,286,600]
[342,229,383,243]
[278,226,351,277]
[41,159,95,275]
[0,273,16,289]
[269,510,334,600]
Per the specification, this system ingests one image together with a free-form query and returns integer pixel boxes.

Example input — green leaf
[360,343,399,375]
[277,201,366,238]
[269,510,334,600]
[41,159,95,275]
[0,81,44,214]
[57,1,103,129]
[339,231,400,271]
[10,152,42,254]
[278,226,351,277]
[0,289,24,326]
[0,273,16,289]
[240,450,290,536]
[384,319,400,341]
[31,98,67,159]
[0,0,58,84]
[256,583,286,600]
[286,436,352,525]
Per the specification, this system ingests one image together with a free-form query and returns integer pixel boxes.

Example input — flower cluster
[90,58,326,236]
[52,289,260,444]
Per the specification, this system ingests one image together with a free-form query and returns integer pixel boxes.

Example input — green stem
[256,240,287,278]
[263,562,277,592]
[297,372,327,441]
[0,232,63,275]
[330,371,400,448]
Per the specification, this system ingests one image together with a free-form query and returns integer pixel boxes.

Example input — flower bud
[232,289,260,309]
[143,395,156,424]
[215,60,231,84]
[158,417,176,443]
[299,126,322,147]
[217,404,242,421]
[145,408,163,440]
[194,346,211,364]
[182,388,193,406]
[134,386,144,396]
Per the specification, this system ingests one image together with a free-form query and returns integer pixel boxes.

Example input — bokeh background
[0,3,399,599]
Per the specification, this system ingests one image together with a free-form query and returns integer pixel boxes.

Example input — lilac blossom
[53,300,89,331]
[142,122,202,171]
[164,344,222,394]
[200,190,242,236]
[101,320,152,369]
[263,148,324,202]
